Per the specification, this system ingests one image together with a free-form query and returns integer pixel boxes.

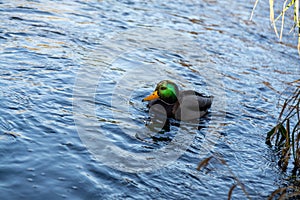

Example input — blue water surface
[0,0,299,199]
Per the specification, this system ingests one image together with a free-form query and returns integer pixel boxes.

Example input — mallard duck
[142,80,213,121]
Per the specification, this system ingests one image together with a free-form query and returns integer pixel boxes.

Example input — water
[0,0,299,199]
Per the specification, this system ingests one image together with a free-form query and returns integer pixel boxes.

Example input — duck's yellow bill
[143,90,159,101]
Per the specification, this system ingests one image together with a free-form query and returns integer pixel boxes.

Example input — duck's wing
[179,90,213,111]
[195,92,213,111]
[174,90,213,120]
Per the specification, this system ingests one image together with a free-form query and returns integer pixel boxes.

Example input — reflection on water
[0,0,299,199]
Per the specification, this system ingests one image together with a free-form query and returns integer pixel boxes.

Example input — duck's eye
[160,86,167,90]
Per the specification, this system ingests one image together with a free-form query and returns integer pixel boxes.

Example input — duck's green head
[143,80,179,104]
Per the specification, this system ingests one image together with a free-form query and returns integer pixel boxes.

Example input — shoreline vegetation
[251,0,300,55]
[197,1,300,199]
[266,80,300,199]
[253,0,300,198]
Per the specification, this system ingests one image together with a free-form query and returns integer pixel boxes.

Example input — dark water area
[0,0,299,199]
